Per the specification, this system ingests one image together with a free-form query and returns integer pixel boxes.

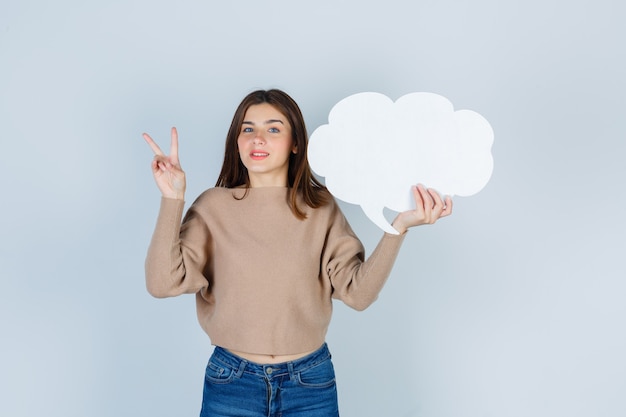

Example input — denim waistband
[211,343,331,379]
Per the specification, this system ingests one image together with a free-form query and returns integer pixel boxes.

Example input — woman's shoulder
[304,192,342,223]
[195,186,231,200]
[189,187,235,210]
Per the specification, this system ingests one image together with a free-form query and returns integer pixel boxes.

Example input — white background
[1,1,624,416]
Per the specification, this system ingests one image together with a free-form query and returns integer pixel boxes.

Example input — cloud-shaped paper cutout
[309,92,494,234]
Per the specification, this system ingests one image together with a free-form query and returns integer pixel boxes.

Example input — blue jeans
[200,343,339,417]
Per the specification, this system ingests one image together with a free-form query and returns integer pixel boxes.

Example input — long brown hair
[215,89,330,219]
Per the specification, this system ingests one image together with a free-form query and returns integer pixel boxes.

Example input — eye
[268,127,280,133]
[242,127,253,133]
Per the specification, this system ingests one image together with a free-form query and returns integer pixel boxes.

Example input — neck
[248,174,288,188]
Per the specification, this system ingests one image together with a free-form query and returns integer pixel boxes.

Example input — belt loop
[236,358,247,378]
[287,362,295,380]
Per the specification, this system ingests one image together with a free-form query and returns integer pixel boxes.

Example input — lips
[250,151,269,160]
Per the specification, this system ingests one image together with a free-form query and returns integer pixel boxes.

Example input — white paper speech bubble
[309,92,494,234]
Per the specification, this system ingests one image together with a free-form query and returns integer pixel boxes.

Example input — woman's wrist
[391,218,408,234]
[162,192,185,200]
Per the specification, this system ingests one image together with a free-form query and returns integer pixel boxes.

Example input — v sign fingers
[143,127,187,200]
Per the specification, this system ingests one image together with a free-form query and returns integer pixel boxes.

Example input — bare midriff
[227,347,319,364]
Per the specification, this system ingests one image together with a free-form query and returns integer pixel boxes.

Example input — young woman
[143,89,452,416]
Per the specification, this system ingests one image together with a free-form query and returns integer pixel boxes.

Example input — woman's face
[237,103,297,187]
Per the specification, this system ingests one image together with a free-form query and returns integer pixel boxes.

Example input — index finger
[142,132,165,156]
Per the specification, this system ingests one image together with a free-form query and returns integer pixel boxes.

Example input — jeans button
[266,367,273,375]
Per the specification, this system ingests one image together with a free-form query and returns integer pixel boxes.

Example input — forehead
[243,103,288,124]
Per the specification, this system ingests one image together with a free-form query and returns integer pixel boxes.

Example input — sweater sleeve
[323,202,406,311]
[145,197,212,298]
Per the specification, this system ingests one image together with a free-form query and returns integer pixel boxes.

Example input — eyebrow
[242,119,285,125]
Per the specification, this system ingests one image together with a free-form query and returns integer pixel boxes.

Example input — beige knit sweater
[145,187,405,355]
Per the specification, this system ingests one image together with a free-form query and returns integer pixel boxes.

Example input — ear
[292,144,298,154]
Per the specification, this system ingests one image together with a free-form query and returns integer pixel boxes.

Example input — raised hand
[391,184,453,234]
[143,127,186,200]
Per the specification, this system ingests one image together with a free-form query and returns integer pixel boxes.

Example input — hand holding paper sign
[308,92,494,234]
[390,184,453,234]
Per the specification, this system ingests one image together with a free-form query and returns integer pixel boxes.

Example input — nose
[253,133,265,145]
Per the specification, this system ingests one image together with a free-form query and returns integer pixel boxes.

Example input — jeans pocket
[204,359,236,385]
[296,359,336,389]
